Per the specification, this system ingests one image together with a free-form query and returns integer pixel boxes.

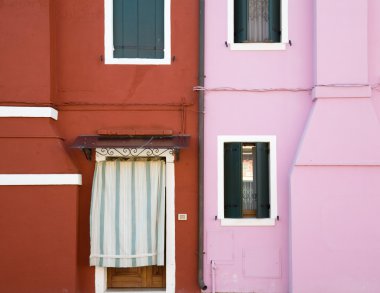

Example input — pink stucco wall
[291,1,380,292]
[204,0,380,292]
[203,0,313,292]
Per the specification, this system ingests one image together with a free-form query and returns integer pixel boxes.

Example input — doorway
[93,148,175,293]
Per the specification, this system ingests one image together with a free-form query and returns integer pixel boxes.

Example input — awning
[71,135,190,160]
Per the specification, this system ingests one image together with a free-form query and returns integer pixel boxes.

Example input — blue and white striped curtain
[90,159,166,268]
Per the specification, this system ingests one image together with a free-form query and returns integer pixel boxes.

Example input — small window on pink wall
[227,0,288,50]
[218,135,278,226]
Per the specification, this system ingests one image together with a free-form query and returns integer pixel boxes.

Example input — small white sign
[178,214,188,221]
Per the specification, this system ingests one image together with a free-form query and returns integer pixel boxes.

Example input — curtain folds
[247,0,269,42]
[90,160,166,268]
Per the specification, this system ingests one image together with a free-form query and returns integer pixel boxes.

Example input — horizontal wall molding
[0,174,82,185]
[312,85,372,99]
[0,107,58,120]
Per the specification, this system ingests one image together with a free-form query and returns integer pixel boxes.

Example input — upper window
[218,136,278,226]
[227,0,288,50]
[104,0,171,65]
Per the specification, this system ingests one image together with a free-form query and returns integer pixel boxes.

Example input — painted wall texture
[203,0,380,293]
[0,0,199,292]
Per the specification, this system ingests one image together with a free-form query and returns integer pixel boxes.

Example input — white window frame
[217,135,278,226]
[104,0,171,65]
[227,0,288,51]
[94,148,175,293]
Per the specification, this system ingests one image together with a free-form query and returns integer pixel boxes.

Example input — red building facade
[0,0,199,292]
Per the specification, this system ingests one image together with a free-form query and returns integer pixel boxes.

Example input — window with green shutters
[227,0,288,50]
[234,0,281,44]
[113,0,164,59]
[218,136,277,226]
[224,142,270,219]
[105,0,171,64]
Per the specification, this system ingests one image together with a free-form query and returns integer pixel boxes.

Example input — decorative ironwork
[71,135,188,161]
[96,147,176,158]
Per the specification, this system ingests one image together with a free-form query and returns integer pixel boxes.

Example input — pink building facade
[202,0,380,292]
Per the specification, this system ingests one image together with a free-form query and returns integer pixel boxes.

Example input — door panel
[107,266,166,288]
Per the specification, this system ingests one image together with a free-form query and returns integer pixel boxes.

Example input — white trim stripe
[0,174,82,185]
[0,107,58,120]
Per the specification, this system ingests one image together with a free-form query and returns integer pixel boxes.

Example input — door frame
[94,148,176,293]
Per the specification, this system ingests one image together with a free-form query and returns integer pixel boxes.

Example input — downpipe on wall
[198,0,207,290]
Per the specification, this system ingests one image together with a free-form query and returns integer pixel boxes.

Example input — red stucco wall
[0,0,199,292]
[0,186,78,293]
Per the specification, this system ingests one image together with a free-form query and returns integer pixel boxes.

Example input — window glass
[234,0,281,43]
[242,144,256,217]
[224,142,270,219]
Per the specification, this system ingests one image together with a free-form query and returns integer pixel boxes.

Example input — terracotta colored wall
[58,109,199,293]
[0,186,78,293]
[0,0,53,104]
[53,0,199,290]
[55,0,198,105]
[0,0,199,292]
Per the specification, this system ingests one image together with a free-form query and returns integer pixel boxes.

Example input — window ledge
[229,42,287,51]
[221,218,276,226]
[104,288,166,293]
[104,57,171,65]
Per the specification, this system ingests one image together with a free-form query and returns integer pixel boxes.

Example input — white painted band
[0,107,58,120]
[0,174,82,185]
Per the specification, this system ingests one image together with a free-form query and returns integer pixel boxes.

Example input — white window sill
[104,56,171,65]
[104,288,166,293]
[229,42,287,51]
[221,218,276,226]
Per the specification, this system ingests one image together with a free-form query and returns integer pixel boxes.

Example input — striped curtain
[90,159,166,268]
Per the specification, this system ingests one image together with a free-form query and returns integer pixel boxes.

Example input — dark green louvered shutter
[269,0,281,42]
[113,0,164,59]
[224,143,242,218]
[234,0,248,43]
[256,143,270,218]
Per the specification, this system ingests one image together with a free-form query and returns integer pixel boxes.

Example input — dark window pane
[234,0,281,43]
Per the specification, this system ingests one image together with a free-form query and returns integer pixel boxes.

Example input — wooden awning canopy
[71,135,190,161]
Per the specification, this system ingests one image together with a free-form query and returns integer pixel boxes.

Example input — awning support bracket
[82,148,92,161]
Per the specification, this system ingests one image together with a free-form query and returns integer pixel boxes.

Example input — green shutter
[113,0,164,59]
[269,0,281,42]
[154,0,165,58]
[224,143,242,218]
[113,0,138,58]
[234,0,248,43]
[256,143,270,218]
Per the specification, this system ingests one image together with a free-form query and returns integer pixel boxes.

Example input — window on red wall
[104,0,171,65]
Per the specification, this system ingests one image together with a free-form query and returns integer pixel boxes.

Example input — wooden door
[107,265,166,288]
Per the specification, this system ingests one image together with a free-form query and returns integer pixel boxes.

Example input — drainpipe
[198,0,207,290]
